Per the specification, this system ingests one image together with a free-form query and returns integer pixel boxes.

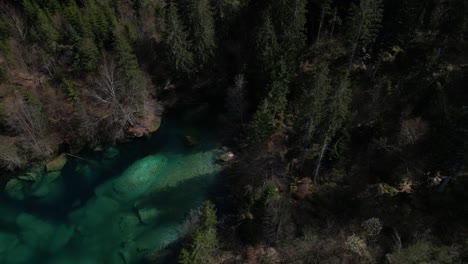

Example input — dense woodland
[0,0,467,263]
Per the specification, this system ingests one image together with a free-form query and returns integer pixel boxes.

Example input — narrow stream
[0,110,224,264]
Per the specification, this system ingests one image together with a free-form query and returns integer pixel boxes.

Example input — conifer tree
[164,2,195,74]
[296,65,332,169]
[250,59,290,142]
[113,31,147,104]
[179,201,218,264]
[345,0,383,67]
[255,13,279,75]
[187,0,216,66]
[273,0,307,65]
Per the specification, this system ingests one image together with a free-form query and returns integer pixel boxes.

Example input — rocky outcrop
[46,154,67,172]
[5,157,66,200]
[127,115,162,138]
[218,152,235,162]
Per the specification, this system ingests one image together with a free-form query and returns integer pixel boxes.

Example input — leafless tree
[263,198,294,244]
[0,136,25,170]
[82,57,155,144]
[4,96,49,158]
[399,117,428,146]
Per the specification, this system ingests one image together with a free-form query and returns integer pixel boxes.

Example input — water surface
[0,112,223,264]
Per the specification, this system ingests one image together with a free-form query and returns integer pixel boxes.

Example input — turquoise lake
[0,111,224,264]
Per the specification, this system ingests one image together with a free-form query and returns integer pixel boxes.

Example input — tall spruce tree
[187,0,216,66]
[272,0,307,66]
[164,2,195,74]
[250,59,290,142]
[255,12,279,75]
[179,201,218,264]
[296,65,332,169]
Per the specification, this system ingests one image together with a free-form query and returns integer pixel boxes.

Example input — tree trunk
[314,134,329,183]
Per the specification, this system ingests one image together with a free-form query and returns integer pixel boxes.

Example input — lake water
[0,111,224,264]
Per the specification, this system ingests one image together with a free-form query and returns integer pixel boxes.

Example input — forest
[0,0,467,263]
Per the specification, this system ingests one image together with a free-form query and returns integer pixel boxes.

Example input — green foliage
[75,37,100,72]
[23,93,43,112]
[62,78,79,102]
[179,201,218,264]
[250,59,290,142]
[388,236,463,264]
[86,0,116,48]
[0,16,10,53]
[346,0,384,48]
[164,2,194,74]
[295,65,332,159]
[272,0,307,65]
[23,0,59,49]
[255,13,279,74]
[187,0,216,66]
[113,30,147,103]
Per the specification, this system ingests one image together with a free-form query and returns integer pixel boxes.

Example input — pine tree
[113,31,147,104]
[250,60,290,142]
[255,12,279,75]
[87,0,116,48]
[345,0,384,68]
[76,37,99,72]
[164,2,195,74]
[273,0,307,66]
[22,0,59,48]
[187,0,216,66]
[178,201,218,264]
[295,65,332,169]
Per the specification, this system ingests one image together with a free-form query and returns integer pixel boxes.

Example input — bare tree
[0,136,25,170]
[399,117,428,146]
[82,57,155,144]
[4,96,49,158]
[263,198,294,244]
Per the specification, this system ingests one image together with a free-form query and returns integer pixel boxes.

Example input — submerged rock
[103,147,120,159]
[149,117,162,133]
[16,213,74,253]
[46,154,67,172]
[4,179,26,200]
[109,154,168,200]
[44,171,62,182]
[137,207,161,224]
[0,232,19,255]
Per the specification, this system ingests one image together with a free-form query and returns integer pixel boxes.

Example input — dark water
[0,112,224,264]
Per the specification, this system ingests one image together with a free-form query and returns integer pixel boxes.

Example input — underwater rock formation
[94,154,168,201]
[46,154,67,172]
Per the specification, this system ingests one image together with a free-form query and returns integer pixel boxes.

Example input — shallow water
[0,113,223,264]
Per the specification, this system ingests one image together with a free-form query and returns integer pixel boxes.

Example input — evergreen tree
[164,2,195,74]
[87,0,116,48]
[75,37,99,72]
[250,59,290,142]
[187,0,216,66]
[22,0,59,48]
[113,31,147,104]
[295,65,332,169]
[345,0,383,67]
[179,201,218,264]
[255,12,279,75]
[272,0,307,66]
